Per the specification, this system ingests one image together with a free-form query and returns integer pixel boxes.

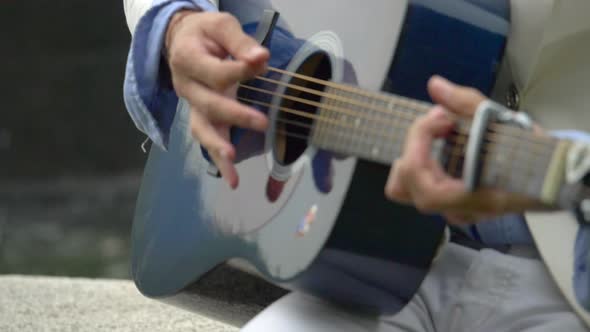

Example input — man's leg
[240,244,588,332]
[455,249,587,332]
[239,243,478,332]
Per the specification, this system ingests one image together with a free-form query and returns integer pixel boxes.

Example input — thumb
[204,14,269,66]
[427,76,485,118]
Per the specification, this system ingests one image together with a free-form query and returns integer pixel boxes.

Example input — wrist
[164,9,200,59]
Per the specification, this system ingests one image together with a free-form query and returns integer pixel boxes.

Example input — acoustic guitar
[130,0,590,326]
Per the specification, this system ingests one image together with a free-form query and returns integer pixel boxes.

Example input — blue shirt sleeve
[123,0,218,150]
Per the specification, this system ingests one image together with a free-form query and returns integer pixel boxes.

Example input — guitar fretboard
[311,86,429,165]
[309,85,565,205]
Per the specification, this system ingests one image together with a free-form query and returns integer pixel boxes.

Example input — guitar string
[258,95,557,191]
[243,79,554,151]
[239,96,555,160]
[240,67,564,197]
[241,82,554,154]
[263,68,568,195]
[264,67,555,146]
[268,97,557,196]
[273,115,550,160]
[272,123,553,185]
[254,73,546,147]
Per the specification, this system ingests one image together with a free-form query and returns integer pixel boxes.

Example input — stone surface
[0,276,238,332]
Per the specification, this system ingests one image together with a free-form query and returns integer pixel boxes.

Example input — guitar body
[132,0,510,324]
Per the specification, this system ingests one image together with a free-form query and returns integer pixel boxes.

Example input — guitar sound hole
[274,52,332,166]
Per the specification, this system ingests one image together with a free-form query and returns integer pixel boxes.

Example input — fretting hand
[385,76,542,224]
[165,10,270,189]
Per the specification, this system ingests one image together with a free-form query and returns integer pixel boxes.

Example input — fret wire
[312,87,326,145]
[498,135,512,189]
[523,147,538,198]
[322,87,334,150]
[369,95,380,158]
[322,87,338,151]
[370,95,384,158]
[359,96,378,156]
[313,88,326,148]
[392,98,430,159]
[360,93,375,157]
[336,88,352,154]
[538,141,557,199]
[387,99,402,162]
[505,130,519,192]
[350,91,364,157]
[374,96,399,162]
[343,89,359,154]
[315,98,327,145]
[494,132,508,190]
[533,141,553,198]
[524,136,553,198]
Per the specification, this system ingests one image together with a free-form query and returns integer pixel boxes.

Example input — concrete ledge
[0,276,237,332]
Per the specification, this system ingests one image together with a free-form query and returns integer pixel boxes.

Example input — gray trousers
[241,243,587,332]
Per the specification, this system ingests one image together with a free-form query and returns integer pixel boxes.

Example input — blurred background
[0,2,146,278]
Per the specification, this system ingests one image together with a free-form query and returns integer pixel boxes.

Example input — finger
[190,110,239,189]
[403,167,468,213]
[465,189,539,216]
[184,54,265,91]
[403,106,455,169]
[179,80,268,131]
[203,13,270,65]
[384,159,412,204]
[399,107,467,212]
[427,76,485,117]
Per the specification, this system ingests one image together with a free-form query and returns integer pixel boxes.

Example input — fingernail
[430,106,455,127]
[246,46,266,60]
[431,105,449,118]
[252,115,268,130]
[431,76,453,101]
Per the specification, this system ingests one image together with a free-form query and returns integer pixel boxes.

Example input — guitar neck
[309,85,583,208]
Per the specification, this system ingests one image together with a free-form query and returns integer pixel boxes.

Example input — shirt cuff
[123,0,217,150]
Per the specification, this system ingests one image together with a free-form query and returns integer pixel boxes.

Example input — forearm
[122,0,218,148]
